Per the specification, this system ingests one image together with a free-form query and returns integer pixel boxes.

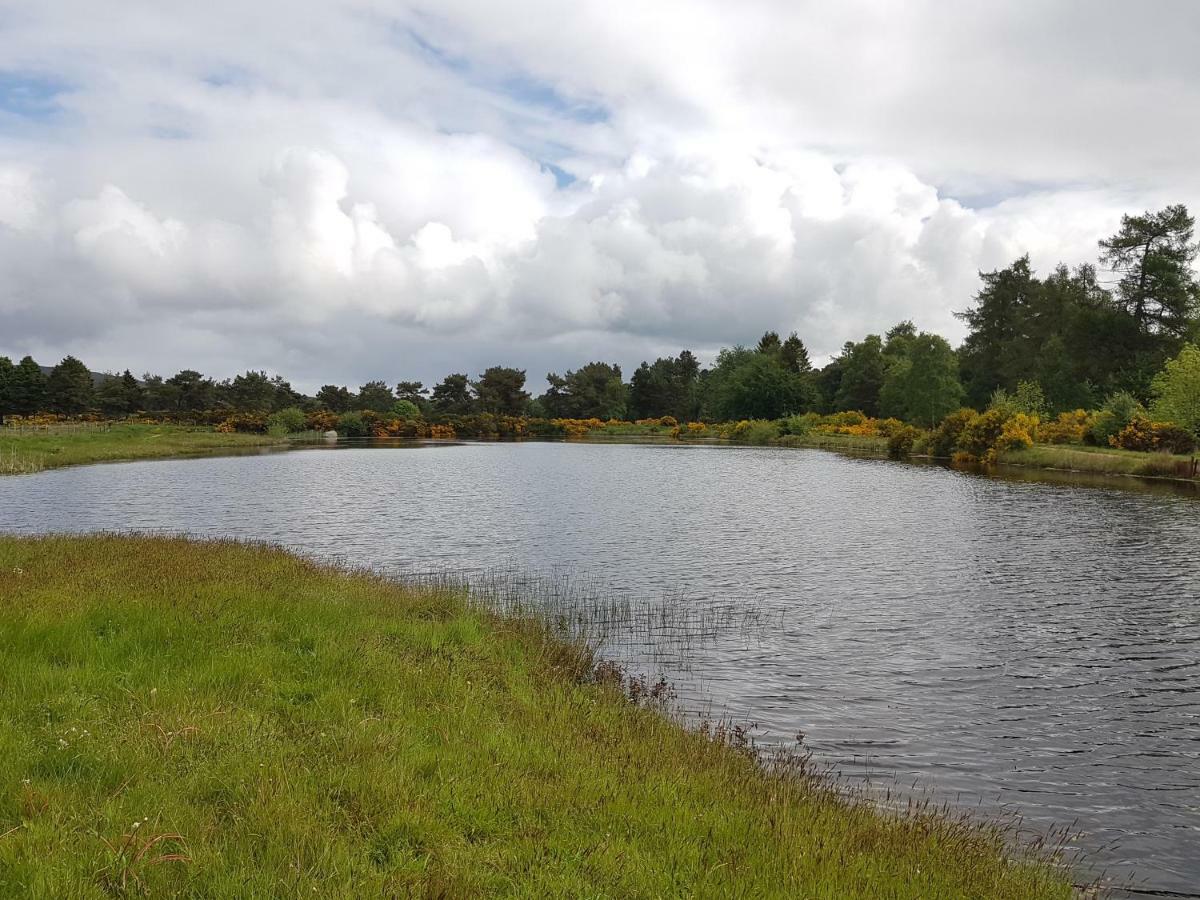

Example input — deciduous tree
[1150,343,1200,437]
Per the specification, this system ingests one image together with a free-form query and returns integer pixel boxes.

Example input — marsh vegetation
[0,535,1074,898]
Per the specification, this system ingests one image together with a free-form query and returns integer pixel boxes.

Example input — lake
[2,442,1198,895]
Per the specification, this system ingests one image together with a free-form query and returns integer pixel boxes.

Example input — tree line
[2,204,1198,433]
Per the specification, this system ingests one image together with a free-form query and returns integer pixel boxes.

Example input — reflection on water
[2,442,1198,895]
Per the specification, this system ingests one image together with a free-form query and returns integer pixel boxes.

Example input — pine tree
[1099,204,1200,340]
[46,356,95,415]
[11,356,47,415]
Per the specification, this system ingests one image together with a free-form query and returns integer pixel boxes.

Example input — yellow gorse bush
[996,413,1039,452]
[1038,410,1091,444]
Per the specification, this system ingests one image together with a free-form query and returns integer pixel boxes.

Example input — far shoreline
[4,423,1200,498]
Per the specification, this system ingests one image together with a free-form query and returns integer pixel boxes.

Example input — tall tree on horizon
[756,331,782,355]
[955,256,1042,408]
[1099,204,1200,341]
[430,373,475,415]
[316,384,354,413]
[0,356,14,420]
[473,366,529,416]
[879,332,964,427]
[779,333,812,374]
[165,370,215,412]
[356,380,396,414]
[46,356,94,415]
[96,370,144,416]
[540,362,627,420]
[832,335,886,416]
[10,356,47,415]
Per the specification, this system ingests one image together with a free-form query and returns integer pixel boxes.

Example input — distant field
[0,535,1074,898]
[0,424,287,475]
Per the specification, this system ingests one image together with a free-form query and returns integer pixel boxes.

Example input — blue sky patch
[202,67,255,90]
[401,27,608,126]
[0,71,69,121]
[542,162,577,188]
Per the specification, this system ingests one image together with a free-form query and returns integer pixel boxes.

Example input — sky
[1,0,1199,392]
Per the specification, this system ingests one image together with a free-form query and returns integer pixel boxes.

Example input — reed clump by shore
[0,424,289,475]
[998,443,1199,480]
[0,534,1074,898]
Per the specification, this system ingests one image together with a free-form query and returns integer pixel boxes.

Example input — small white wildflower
[132,821,141,830]
[57,738,68,748]
[12,567,23,576]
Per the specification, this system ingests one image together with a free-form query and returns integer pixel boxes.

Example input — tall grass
[1001,444,1199,481]
[0,446,44,475]
[0,535,1076,898]
[777,432,890,454]
[391,566,783,668]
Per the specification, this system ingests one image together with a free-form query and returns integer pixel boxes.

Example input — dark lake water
[2,442,1198,895]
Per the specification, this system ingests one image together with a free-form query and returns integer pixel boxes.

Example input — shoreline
[4,423,1198,495]
[0,533,1077,897]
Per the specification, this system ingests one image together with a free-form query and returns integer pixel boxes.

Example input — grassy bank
[1000,444,1199,481]
[0,535,1072,898]
[776,432,890,454]
[0,424,288,475]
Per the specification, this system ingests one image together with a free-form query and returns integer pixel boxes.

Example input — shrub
[824,410,867,427]
[305,410,339,432]
[995,413,1038,452]
[957,408,1008,460]
[989,381,1048,419]
[886,425,921,459]
[391,399,421,419]
[1110,415,1156,452]
[1039,410,1091,445]
[929,408,976,458]
[1111,416,1197,454]
[874,418,907,438]
[722,419,780,444]
[215,413,268,434]
[778,413,819,436]
[1152,422,1197,455]
[1086,392,1145,446]
[266,407,307,435]
[336,411,369,437]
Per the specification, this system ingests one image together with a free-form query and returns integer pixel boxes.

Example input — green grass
[1001,443,1199,481]
[776,432,890,454]
[0,535,1073,898]
[0,425,288,476]
[590,422,676,437]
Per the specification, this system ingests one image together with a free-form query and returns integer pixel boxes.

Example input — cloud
[0,1,1197,388]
